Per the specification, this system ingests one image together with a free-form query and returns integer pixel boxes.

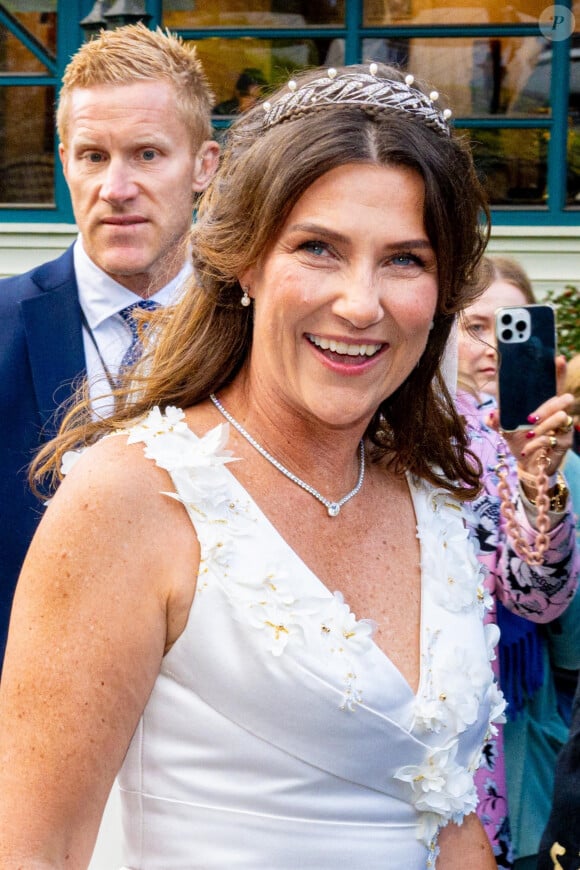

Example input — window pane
[0,85,55,205]
[0,11,56,71]
[1,2,56,8]
[164,1,344,29]
[568,42,580,204]
[568,124,580,205]
[470,127,548,205]
[363,36,550,117]
[193,37,337,114]
[0,13,56,74]
[364,0,551,27]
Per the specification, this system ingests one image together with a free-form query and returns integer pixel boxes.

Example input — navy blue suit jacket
[0,245,85,661]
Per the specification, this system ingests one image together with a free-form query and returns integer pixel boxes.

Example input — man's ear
[191,141,220,193]
[58,142,69,182]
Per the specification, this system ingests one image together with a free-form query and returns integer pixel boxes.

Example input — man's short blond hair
[57,22,214,150]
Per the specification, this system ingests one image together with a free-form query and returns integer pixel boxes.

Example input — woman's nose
[332,276,384,329]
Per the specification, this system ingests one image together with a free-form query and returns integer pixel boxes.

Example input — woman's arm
[488,392,579,622]
[438,813,498,869]
[0,434,198,867]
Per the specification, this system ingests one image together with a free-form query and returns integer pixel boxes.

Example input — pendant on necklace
[209,393,365,518]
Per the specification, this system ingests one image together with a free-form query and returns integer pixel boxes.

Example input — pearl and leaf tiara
[261,63,452,136]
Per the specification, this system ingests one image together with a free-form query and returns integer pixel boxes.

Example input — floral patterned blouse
[456,389,579,868]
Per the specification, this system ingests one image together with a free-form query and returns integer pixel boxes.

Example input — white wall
[0,223,76,277]
[486,225,580,298]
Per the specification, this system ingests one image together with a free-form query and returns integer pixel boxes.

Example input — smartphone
[495,303,557,431]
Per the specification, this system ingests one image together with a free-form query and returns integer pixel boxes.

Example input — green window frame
[0,0,577,226]
[0,1,85,222]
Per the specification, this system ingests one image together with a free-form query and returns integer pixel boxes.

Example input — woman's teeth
[308,335,382,357]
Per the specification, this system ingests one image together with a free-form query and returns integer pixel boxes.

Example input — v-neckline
[210,438,426,703]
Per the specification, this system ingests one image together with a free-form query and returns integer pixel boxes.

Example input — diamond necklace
[210,393,365,517]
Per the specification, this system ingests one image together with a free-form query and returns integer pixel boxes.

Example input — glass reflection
[195,37,338,112]
[568,39,580,204]
[0,85,55,205]
[164,1,344,29]
[471,127,548,205]
[568,126,580,204]
[362,36,550,117]
[0,4,57,67]
[0,12,55,73]
[364,0,555,26]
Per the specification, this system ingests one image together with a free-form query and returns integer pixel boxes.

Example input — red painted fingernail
[527,414,540,423]
[489,411,495,420]
[525,431,536,439]
[521,450,526,457]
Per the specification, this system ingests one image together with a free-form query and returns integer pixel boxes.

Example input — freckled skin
[438,814,498,868]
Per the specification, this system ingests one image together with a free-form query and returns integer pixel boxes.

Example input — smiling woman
[238,162,438,430]
[0,63,500,870]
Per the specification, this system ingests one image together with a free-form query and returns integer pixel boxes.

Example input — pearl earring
[241,287,251,307]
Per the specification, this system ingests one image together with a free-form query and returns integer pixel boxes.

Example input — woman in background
[456,254,579,869]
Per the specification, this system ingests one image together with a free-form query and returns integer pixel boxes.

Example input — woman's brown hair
[33,63,490,500]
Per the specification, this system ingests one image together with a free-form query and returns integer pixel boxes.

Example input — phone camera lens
[501,313,512,325]
[515,320,526,332]
[502,328,513,341]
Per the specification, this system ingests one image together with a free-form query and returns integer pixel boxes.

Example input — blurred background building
[0,0,578,294]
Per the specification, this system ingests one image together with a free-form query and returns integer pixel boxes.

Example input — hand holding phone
[495,304,557,432]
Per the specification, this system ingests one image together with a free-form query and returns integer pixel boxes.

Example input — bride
[0,63,500,869]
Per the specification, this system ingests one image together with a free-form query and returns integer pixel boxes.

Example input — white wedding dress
[92,407,504,869]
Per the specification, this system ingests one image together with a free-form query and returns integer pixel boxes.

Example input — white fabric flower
[414,642,492,735]
[60,448,85,477]
[394,741,478,845]
[484,622,500,660]
[435,647,491,732]
[140,420,235,475]
[422,517,483,613]
[244,595,307,657]
[198,521,235,569]
[230,569,314,657]
[127,411,238,510]
[126,405,188,443]
[317,592,376,656]
[476,581,494,615]
[487,680,507,734]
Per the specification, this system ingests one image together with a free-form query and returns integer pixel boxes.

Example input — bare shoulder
[20,428,199,647]
[54,429,172,509]
[44,429,188,548]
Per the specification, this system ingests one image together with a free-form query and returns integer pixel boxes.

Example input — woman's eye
[299,240,329,257]
[392,253,421,267]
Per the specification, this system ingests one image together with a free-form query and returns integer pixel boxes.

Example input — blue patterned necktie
[117,299,160,376]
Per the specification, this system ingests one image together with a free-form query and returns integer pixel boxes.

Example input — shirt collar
[74,234,193,329]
